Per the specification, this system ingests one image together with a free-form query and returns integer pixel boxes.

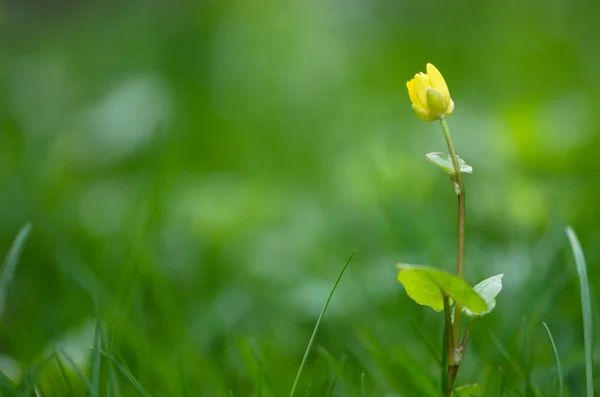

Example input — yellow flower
[406,63,454,121]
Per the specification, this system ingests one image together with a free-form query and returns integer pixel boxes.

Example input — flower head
[406,63,454,121]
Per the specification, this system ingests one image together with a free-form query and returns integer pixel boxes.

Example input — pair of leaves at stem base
[396,265,503,317]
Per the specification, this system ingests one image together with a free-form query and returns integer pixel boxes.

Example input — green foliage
[566,227,594,397]
[0,2,599,396]
[289,252,354,397]
[0,223,31,319]
[426,152,473,175]
[396,265,487,314]
[542,322,563,397]
[464,274,503,317]
[452,384,482,396]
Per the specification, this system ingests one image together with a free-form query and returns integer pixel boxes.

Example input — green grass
[289,251,355,397]
[542,322,563,397]
[0,223,31,320]
[566,226,594,397]
[2,4,600,395]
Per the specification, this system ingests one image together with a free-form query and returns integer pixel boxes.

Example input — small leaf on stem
[396,265,487,314]
[464,274,503,317]
[426,152,473,175]
[451,384,481,396]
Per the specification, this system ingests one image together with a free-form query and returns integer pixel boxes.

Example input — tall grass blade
[100,351,151,397]
[53,350,75,395]
[542,322,563,397]
[61,349,94,392]
[288,251,355,397]
[566,226,594,397]
[91,318,102,397]
[0,223,31,319]
[105,327,122,397]
[360,373,366,397]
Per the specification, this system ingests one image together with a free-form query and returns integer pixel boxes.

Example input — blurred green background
[1,0,599,396]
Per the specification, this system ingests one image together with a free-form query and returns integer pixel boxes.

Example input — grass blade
[325,355,346,397]
[566,226,594,397]
[289,250,355,397]
[100,351,151,397]
[61,349,94,392]
[360,373,366,397]
[105,327,122,397]
[0,223,31,319]
[91,318,102,397]
[53,350,75,395]
[542,322,563,397]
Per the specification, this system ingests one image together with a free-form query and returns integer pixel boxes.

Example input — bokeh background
[1,0,599,396]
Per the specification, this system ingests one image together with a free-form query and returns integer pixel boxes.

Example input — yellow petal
[406,80,422,108]
[426,63,450,101]
[413,73,431,111]
[445,99,455,117]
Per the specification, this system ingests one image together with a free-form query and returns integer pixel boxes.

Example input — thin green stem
[440,118,466,393]
[440,118,465,279]
[443,294,455,366]
[443,295,457,397]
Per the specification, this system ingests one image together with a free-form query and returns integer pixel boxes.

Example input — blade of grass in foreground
[360,373,366,397]
[61,349,94,393]
[0,223,31,319]
[289,251,355,397]
[91,318,102,397]
[542,322,563,397]
[566,226,594,397]
[53,350,75,395]
[100,351,151,397]
[105,326,122,397]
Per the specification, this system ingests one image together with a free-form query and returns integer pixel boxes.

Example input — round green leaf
[396,265,487,314]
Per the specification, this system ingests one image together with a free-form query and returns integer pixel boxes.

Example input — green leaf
[464,274,503,316]
[426,152,473,175]
[452,384,481,396]
[396,265,487,314]
[0,223,31,320]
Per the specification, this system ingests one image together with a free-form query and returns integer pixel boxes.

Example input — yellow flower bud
[406,63,454,121]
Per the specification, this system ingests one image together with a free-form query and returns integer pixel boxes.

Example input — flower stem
[440,118,465,279]
[440,118,466,393]
[443,294,457,397]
